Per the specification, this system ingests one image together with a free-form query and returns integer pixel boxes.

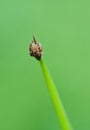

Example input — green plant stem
[40,58,72,130]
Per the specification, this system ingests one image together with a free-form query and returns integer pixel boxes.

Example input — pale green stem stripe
[40,58,72,130]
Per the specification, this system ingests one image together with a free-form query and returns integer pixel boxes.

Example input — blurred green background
[0,0,90,129]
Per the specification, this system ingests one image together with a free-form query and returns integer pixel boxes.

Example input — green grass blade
[40,58,72,130]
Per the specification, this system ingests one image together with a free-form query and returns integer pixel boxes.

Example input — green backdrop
[0,0,90,129]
